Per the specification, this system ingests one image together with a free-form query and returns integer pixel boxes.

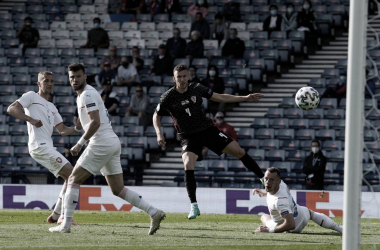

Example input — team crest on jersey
[181,100,189,105]
[191,96,196,103]
[56,157,62,163]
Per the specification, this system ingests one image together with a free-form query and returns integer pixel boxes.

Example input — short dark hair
[270,4,278,9]
[68,63,86,74]
[24,17,33,23]
[135,83,143,90]
[173,64,188,74]
[132,46,140,51]
[158,44,166,49]
[189,65,197,71]
[267,167,281,178]
[311,139,320,147]
[93,17,101,23]
[286,3,294,8]
[230,28,238,33]
[196,12,203,17]
[215,13,223,20]
[173,28,181,34]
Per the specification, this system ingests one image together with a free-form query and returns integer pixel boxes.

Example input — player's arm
[210,93,264,103]
[252,188,267,197]
[272,214,295,233]
[7,101,42,127]
[55,122,82,136]
[153,112,166,149]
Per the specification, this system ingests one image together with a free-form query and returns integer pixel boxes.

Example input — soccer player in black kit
[153,65,265,219]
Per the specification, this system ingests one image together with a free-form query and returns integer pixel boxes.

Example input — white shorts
[76,137,122,176]
[30,147,70,177]
[266,205,311,233]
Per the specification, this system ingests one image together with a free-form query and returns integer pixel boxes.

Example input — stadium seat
[0,157,17,167]
[304,108,324,119]
[18,157,37,168]
[247,149,265,161]
[255,128,274,139]
[0,22,14,31]
[266,149,285,161]
[239,139,260,150]
[1,85,15,96]
[289,119,309,129]
[237,128,255,139]
[328,150,344,162]
[295,129,315,140]
[315,129,336,141]
[265,108,284,118]
[323,140,342,151]
[279,139,300,150]
[59,105,76,116]
[0,66,10,75]
[275,128,295,140]
[286,150,305,162]
[324,109,344,119]
[260,139,279,150]
[284,108,303,119]
[309,119,329,129]
[250,118,269,128]
[309,78,326,88]
[127,137,148,148]
[271,161,291,173]
[279,97,296,108]
[208,160,228,172]
[234,172,256,184]
[125,126,144,137]
[227,160,246,172]
[112,125,125,137]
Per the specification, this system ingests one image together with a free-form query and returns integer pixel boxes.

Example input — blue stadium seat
[227,160,246,172]
[251,118,269,128]
[275,128,295,140]
[257,40,274,50]
[247,149,265,161]
[284,108,303,119]
[295,129,315,140]
[315,129,335,141]
[304,108,324,119]
[271,161,291,172]
[328,150,344,162]
[286,150,305,162]
[255,128,274,139]
[280,139,300,150]
[239,139,260,150]
[1,85,14,96]
[0,21,14,31]
[122,116,139,127]
[208,160,228,172]
[260,139,279,150]
[127,137,148,148]
[323,140,342,151]
[324,109,344,119]
[279,97,296,108]
[309,119,329,129]
[266,149,285,161]
[125,125,144,137]
[237,128,255,139]
[309,78,326,88]
[265,108,283,118]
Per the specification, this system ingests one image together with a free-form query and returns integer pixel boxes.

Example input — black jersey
[156,82,215,137]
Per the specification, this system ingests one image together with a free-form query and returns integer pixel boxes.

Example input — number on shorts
[219,132,228,139]
[185,108,191,116]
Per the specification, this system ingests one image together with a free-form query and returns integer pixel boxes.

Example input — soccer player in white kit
[7,71,81,225]
[252,167,342,234]
[49,63,165,235]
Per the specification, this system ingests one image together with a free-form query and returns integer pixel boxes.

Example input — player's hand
[157,134,166,149]
[245,93,264,102]
[70,144,82,156]
[252,188,266,197]
[254,225,269,233]
[76,119,83,130]
[29,118,43,128]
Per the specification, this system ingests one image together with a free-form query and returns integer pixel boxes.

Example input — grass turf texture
[0,209,379,250]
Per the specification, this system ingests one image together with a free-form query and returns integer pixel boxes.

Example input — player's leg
[309,208,342,233]
[182,151,201,219]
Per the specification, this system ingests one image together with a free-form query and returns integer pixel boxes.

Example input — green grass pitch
[0,209,379,250]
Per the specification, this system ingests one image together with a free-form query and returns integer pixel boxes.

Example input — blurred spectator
[127,46,144,73]
[161,0,182,19]
[166,28,187,59]
[210,13,229,45]
[100,46,121,72]
[148,0,162,17]
[201,65,225,94]
[98,79,119,116]
[222,0,241,22]
[263,5,283,34]
[16,17,39,55]
[281,3,298,32]
[365,69,376,99]
[321,70,346,101]
[149,44,173,76]
[302,139,326,190]
[117,57,140,86]
[126,84,150,125]
[188,66,201,83]
[297,0,316,32]
[185,30,204,59]
[95,62,117,87]
[189,12,210,39]
[109,0,122,13]
[188,0,208,20]
[117,0,145,14]
[222,28,245,59]
[81,18,110,52]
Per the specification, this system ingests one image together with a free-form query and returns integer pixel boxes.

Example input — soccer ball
[295,87,320,111]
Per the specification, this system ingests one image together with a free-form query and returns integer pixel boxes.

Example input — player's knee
[235,148,245,159]
[111,189,120,196]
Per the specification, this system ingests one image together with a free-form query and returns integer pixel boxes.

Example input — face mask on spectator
[311,147,319,154]
[230,35,237,39]
[122,62,129,68]
[287,7,294,14]
[209,70,216,77]
[270,9,277,15]
[198,0,204,5]
[173,34,180,39]
[94,23,100,28]
[303,4,310,10]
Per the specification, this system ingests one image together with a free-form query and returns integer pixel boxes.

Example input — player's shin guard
[311,212,343,233]
[184,170,197,203]
[118,187,157,217]
[52,185,67,220]
[63,183,80,229]
[239,153,264,178]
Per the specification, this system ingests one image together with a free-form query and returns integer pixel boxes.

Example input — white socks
[52,185,67,220]
[311,212,343,233]
[63,183,80,228]
[118,187,157,217]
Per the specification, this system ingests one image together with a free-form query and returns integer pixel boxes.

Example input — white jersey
[76,84,117,144]
[266,181,299,224]
[17,91,63,151]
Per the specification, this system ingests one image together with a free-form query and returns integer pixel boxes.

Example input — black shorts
[181,126,234,161]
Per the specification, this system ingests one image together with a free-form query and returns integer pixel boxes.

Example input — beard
[71,80,86,91]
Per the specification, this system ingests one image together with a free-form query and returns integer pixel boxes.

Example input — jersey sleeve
[17,91,34,109]
[155,93,168,116]
[275,198,292,217]
[82,91,99,113]
[198,83,213,99]
[53,109,64,127]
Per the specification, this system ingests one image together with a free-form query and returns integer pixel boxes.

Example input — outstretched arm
[255,214,295,233]
[252,188,267,197]
[55,119,82,136]
[7,101,42,127]
[153,112,166,149]
[210,93,264,103]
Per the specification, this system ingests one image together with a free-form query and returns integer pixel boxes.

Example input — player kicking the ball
[7,71,79,226]
[153,65,265,220]
[49,63,165,235]
[253,167,342,234]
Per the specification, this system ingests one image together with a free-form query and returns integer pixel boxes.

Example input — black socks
[184,170,197,203]
[240,153,265,178]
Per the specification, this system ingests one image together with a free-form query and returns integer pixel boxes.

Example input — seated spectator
[166,28,187,59]
[263,5,282,34]
[95,62,117,87]
[16,17,39,55]
[187,0,208,20]
[222,0,240,22]
[297,0,316,32]
[148,0,162,17]
[149,44,173,76]
[189,66,201,83]
[302,139,326,190]
[117,57,140,86]
[281,3,298,32]
[210,13,229,45]
[321,70,346,101]
[127,46,144,73]
[126,84,150,125]
[185,30,204,59]
[117,0,145,14]
[108,0,122,13]
[81,18,110,52]
[100,46,121,72]
[201,65,225,94]
[366,69,376,99]
[98,79,119,116]
[222,28,245,59]
[161,0,182,19]
[189,12,210,39]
